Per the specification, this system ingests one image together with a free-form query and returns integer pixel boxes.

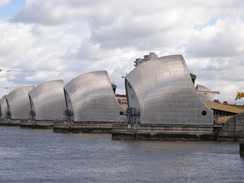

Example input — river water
[0,126,243,183]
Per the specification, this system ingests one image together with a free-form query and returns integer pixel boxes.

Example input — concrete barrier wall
[53,122,113,133]
[20,120,54,129]
[112,124,213,141]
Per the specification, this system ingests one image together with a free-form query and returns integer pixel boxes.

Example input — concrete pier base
[240,141,244,156]
[53,121,113,133]
[0,119,21,126]
[112,124,213,141]
[20,120,54,129]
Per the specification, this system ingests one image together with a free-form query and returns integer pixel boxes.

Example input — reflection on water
[0,126,244,183]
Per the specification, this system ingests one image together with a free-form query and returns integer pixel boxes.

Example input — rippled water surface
[0,126,244,183]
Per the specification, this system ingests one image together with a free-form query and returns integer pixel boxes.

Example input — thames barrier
[0,53,244,141]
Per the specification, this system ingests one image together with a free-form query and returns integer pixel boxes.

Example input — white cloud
[0,20,35,65]
[187,18,244,57]
[0,0,244,102]
[186,56,244,102]
[25,71,60,82]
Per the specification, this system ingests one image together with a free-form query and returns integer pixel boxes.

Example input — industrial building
[216,112,244,141]
[203,101,244,140]
[115,94,127,110]
[134,52,159,67]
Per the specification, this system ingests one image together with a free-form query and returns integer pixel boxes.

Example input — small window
[202,110,207,116]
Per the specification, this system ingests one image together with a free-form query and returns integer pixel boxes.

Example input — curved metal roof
[0,96,8,119]
[64,70,125,122]
[6,86,34,120]
[196,84,215,101]
[125,55,213,125]
[196,85,211,91]
[29,80,65,120]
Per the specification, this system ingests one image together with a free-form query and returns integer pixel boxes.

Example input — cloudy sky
[0,0,244,102]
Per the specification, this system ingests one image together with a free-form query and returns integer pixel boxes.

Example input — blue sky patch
[194,18,217,30]
[0,0,25,19]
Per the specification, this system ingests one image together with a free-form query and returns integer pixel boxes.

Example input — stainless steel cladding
[0,96,8,119]
[125,55,213,125]
[29,80,66,121]
[6,86,34,120]
[64,70,125,122]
